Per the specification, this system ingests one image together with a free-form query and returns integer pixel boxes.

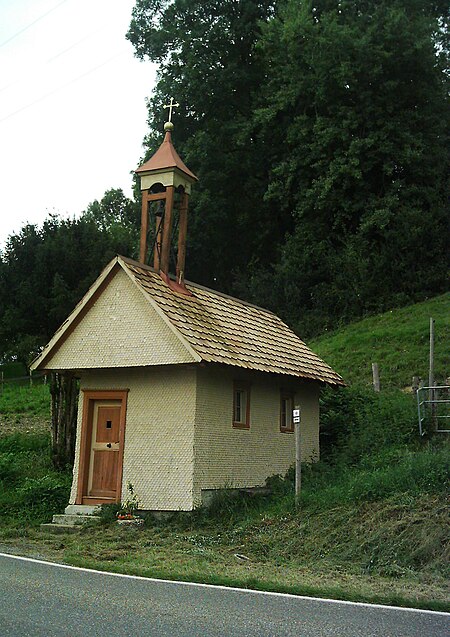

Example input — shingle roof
[120,256,344,386]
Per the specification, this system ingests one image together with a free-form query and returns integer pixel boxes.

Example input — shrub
[320,386,416,465]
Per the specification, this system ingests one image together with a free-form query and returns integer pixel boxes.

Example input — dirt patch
[0,414,50,436]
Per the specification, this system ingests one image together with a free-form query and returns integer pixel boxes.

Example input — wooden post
[176,191,189,283]
[139,191,149,264]
[160,185,175,275]
[29,370,33,387]
[153,208,163,271]
[429,317,435,391]
[372,363,380,392]
[429,317,436,428]
[294,406,301,504]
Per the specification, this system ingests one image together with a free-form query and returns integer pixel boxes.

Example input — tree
[50,372,79,470]
[243,0,450,334]
[128,0,448,336]
[127,0,283,291]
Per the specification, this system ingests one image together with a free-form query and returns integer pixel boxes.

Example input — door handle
[106,443,112,448]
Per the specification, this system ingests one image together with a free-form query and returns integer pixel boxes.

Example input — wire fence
[0,371,48,393]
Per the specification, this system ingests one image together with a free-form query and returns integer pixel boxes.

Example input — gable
[41,268,196,370]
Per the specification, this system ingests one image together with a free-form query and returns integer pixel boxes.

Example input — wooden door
[87,402,121,499]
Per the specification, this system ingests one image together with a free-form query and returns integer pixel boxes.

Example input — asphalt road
[0,554,448,637]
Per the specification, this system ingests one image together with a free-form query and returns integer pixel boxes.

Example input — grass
[309,293,449,388]
[0,383,50,416]
[0,433,71,524]
[0,424,448,611]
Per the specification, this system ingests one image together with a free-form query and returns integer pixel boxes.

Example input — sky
[0,0,157,248]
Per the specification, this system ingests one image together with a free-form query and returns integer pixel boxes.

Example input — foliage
[128,0,449,339]
[0,362,26,379]
[319,386,417,464]
[117,482,141,519]
[0,432,71,524]
[127,0,281,290]
[247,0,449,336]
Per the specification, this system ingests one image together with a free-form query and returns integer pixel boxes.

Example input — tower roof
[136,130,197,182]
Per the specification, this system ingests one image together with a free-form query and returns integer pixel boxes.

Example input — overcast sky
[0,0,157,248]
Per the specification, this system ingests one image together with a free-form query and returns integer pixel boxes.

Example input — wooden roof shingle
[120,257,344,386]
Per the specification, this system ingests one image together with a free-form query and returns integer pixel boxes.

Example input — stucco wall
[69,366,196,510]
[46,269,195,370]
[193,365,320,506]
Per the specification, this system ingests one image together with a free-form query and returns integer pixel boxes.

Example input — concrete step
[52,514,100,526]
[64,505,100,516]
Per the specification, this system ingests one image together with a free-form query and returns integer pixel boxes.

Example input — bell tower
[135,99,197,291]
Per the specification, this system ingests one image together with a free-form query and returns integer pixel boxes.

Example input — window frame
[232,381,251,429]
[280,390,295,433]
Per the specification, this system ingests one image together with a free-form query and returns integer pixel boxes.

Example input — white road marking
[1,551,448,617]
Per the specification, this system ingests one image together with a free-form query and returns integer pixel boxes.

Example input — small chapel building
[31,111,344,512]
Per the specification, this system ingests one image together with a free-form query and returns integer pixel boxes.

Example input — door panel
[88,402,121,499]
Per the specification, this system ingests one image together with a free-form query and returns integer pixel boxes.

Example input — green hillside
[310,293,449,389]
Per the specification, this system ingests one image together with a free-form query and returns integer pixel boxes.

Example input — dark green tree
[242,0,449,335]
[128,0,448,336]
[127,0,283,291]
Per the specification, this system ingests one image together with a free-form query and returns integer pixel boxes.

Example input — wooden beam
[176,192,189,283]
[160,185,175,275]
[139,192,149,264]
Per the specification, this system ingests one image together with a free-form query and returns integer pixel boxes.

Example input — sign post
[293,406,301,504]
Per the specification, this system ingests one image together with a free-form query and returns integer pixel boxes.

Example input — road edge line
[1,551,448,617]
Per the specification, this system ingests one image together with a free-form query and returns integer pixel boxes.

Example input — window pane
[280,394,293,429]
[235,391,241,422]
[235,389,247,423]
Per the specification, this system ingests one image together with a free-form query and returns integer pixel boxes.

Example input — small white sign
[293,408,300,424]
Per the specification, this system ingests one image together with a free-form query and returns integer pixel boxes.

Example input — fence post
[372,362,380,392]
[429,317,436,429]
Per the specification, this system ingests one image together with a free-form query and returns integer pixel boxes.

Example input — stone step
[52,514,100,526]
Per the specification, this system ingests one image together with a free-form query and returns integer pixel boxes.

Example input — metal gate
[416,385,450,436]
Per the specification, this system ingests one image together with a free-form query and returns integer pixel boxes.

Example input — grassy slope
[309,293,449,388]
[0,296,449,609]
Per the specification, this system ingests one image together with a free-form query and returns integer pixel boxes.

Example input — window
[233,381,250,429]
[280,391,294,432]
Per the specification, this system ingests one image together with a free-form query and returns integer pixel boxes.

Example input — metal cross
[163,97,179,123]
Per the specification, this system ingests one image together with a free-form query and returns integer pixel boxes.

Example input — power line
[0,52,124,124]
[0,0,72,49]
[47,28,103,63]
[0,27,105,94]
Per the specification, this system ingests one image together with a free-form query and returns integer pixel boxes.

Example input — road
[0,553,448,637]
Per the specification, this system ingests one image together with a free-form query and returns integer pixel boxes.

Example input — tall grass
[0,432,71,525]
[0,383,50,416]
